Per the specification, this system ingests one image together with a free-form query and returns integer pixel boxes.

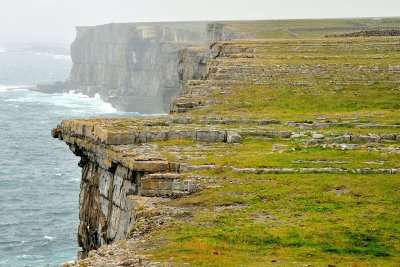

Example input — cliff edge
[37,22,252,113]
[55,19,400,267]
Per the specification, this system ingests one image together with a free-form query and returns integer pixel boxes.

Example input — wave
[0,85,31,92]
[52,54,71,60]
[33,52,71,60]
[3,88,165,117]
[43,236,56,240]
[5,90,123,115]
[0,48,5,53]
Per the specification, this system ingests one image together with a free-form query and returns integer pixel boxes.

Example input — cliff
[37,22,252,113]
[37,18,400,114]
[68,23,207,113]
[56,19,400,267]
[51,117,244,259]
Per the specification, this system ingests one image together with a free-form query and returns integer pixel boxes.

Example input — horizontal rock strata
[56,31,400,266]
[326,29,400,38]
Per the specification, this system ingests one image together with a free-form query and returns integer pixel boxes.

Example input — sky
[0,0,399,45]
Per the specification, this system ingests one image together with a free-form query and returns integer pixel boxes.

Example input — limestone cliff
[51,119,207,258]
[68,23,208,113]
[56,31,400,266]
[36,22,255,114]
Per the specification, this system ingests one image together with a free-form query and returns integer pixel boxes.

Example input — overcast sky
[0,0,399,44]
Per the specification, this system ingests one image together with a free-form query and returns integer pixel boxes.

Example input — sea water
[0,47,147,266]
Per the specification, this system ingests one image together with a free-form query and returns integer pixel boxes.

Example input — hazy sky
[0,0,399,44]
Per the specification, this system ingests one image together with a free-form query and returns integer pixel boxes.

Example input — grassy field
[146,34,400,265]
[74,19,400,266]
[148,172,399,266]
[183,37,400,123]
[225,18,400,39]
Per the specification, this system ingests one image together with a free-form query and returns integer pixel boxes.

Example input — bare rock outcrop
[325,29,400,38]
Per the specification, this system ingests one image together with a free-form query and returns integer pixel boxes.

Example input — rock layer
[52,119,203,258]
[55,20,400,266]
[38,22,253,113]
[68,23,207,113]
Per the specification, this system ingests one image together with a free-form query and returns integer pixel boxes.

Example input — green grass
[187,38,400,123]
[97,30,400,266]
[225,17,400,39]
[147,172,400,266]
[155,137,400,170]
[190,83,400,121]
[141,35,400,265]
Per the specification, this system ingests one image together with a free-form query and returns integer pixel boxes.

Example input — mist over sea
[0,47,140,266]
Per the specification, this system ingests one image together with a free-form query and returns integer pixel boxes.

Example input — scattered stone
[355,123,384,129]
[290,132,308,139]
[363,161,385,165]
[121,259,140,266]
[226,131,242,143]
[278,131,292,138]
[258,119,281,125]
[312,133,325,139]
[293,160,348,164]
[389,65,400,72]
[381,133,396,140]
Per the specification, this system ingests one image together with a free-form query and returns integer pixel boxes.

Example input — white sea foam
[3,88,164,117]
[0,48,5,53]
[43,236,55,240]
[33,52,71,60]
[92,93,118,113]
[52,54,71,60]
[5,90,122,115]
[0,85,30,92]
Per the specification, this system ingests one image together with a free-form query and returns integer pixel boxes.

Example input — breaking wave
[5,89,122,115]
[33,52,71,60]
[0,85,31,92]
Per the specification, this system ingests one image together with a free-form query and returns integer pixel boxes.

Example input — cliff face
[56,32,400,266]
[35,22,254,113]
[77,160,138,258]
[51,119,208,258]
[67,23,207,113]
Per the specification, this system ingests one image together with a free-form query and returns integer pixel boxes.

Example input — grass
[155,137,400,170]
[79,23,400,266]
[147,172,400,266]
[186,37,400,123]
[190,84,400,122]
[142,35,400,265]
[225,18,400,39]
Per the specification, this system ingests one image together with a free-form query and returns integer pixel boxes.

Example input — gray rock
[312,133,325,139]
[354,135,380,143]
[290,132,307,139]
[258,119,281,125]
[331,135,351,143]
[277,131,292,138]
[226,131,242,143]
[380,133,396,140]
[338,144,359,150]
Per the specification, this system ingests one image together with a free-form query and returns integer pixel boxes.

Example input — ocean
[0,47,144,266]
